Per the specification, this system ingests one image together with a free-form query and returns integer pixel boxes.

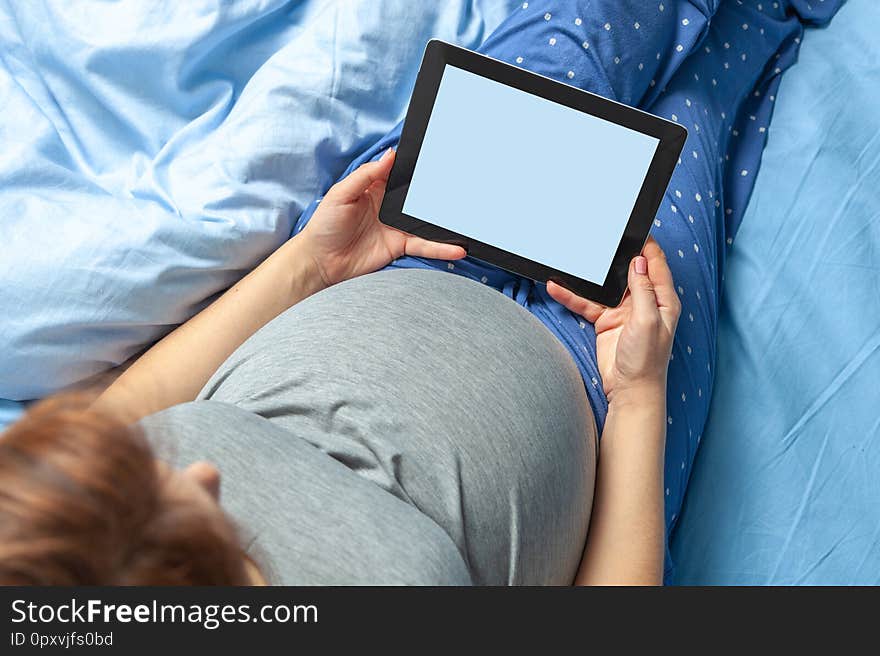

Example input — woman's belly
[198,268,597,584]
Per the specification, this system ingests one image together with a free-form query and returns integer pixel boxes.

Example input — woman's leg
[292,0,844,579]
[295,0,724,426]
[630,1,833,575]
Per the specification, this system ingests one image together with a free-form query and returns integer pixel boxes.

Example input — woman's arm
[548,239,680,585]
[96,150,465,421]
[575,387,666,585]
[94,237,325,421]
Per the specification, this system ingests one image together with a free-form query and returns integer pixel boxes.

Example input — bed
[671,0,880,584]
[1,0,876,584]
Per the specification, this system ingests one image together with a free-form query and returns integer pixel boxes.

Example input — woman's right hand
[546,238,681,402]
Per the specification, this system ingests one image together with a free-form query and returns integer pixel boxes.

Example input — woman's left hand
[299,149,467,288]
[546,238,680,403]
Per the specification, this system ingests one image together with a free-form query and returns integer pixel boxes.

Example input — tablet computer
[379,40,687,307]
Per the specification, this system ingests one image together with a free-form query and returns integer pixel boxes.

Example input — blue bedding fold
[0,0,521,427]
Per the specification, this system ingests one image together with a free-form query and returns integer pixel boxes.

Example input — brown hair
[0,397,250,585]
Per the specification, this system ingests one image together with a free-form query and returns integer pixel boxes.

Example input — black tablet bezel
[379,40,687,307]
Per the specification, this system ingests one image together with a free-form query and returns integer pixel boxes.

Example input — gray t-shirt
[139,269,596,585]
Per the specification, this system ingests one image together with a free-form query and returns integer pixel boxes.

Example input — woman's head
[0,396,251,585]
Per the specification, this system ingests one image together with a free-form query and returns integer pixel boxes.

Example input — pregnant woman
[0,149,677,585]
[0,0,840,585]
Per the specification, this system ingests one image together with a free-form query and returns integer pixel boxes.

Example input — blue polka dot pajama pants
[294,0,843,579]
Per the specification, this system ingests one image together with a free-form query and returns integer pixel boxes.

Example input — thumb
[327,149,396,204]
[627,255,660,321]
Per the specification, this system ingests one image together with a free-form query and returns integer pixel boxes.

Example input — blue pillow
[0,0,521,427]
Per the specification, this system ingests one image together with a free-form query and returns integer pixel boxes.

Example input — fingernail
[634,256,648,275]
[381,148,395,161]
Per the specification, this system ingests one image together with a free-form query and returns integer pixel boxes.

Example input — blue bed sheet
[671,0,880,584]
[0,0,521,430]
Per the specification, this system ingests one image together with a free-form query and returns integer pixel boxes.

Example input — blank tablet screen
[402,64,660,285]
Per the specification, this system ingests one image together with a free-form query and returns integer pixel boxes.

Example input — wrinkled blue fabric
[294,0,844,580]
[0,0,522,425]
[673,0,880,585]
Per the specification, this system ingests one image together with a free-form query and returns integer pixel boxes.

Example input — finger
[327,149,396,204]
[403,236,467,261]
[627,255,661,321]
[364,179,388,213]
[641,238,679,311]
[546,281,605,323]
